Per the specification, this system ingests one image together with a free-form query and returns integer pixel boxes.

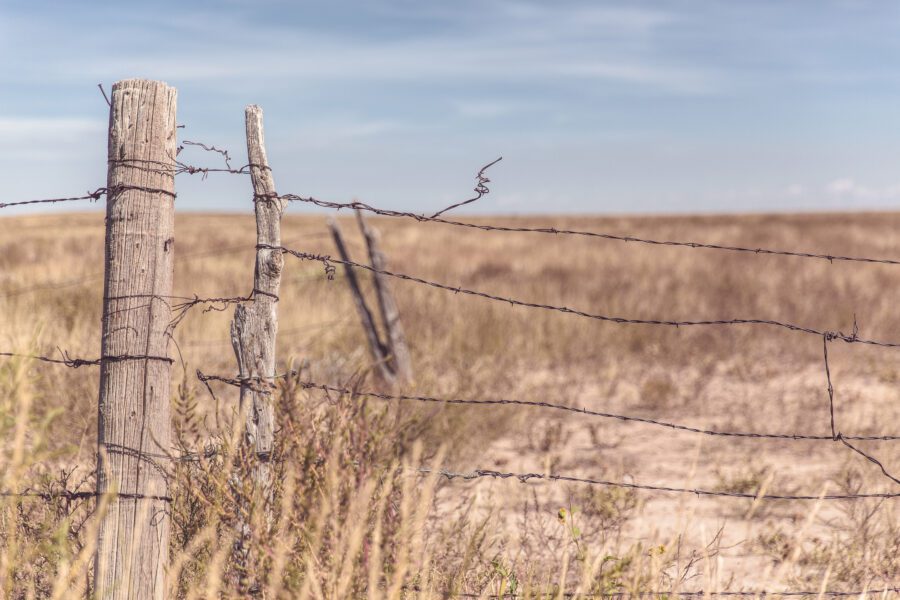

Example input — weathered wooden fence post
[95,79,177,600]
[355,210,413,383]
[328,218,395,382]
[230,105,285,582]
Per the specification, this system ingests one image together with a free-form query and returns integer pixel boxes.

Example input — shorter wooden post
[355,210,413,382]
[328,218,395,382]
[230,105,285,590]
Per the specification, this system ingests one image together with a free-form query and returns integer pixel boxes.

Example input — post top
[112,78,174,91]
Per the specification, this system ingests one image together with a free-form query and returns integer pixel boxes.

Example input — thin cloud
[825,178,900,202]
[0,117,106,161]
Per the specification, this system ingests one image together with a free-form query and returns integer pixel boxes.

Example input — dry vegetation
[1,210,899,597]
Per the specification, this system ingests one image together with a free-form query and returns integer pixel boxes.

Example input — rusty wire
[429,156,502,218]
[1,189,105,210]
[446,588,900,598]
[195,369,294,394]
[286,379,900,441]
[1,184,176,211]
[0,490,172,502]
[169,293,254,331]
[196,371,900,496]
[419,467,900,500]
[0,351,172,367]
[277,194,900,268]
[820,333,900,486]
[107,156,259,179]
[0,350,99,368]
[269,244,900,349]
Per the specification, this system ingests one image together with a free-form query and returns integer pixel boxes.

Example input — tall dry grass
[0,210,899,596]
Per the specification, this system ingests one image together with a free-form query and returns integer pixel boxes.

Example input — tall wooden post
[230,105,285,583]
[95,79,177,600]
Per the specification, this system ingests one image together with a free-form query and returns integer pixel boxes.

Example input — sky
[3,0,900,215]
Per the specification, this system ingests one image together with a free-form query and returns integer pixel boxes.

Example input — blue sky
[3,0,900,214]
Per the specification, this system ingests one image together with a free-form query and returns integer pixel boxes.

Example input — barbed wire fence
[2,90,900,597]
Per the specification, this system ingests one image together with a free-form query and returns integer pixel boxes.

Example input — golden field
[0,209,899,597]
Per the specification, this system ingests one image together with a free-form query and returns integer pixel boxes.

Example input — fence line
[261,379,900,442]
[0,189,107,210]
[275,194,900,267]
[448,589,900,598]
[193,368,900,497]
[271,244,897,348]
[3,352,897,444]
[0,184,175,210]
[417,468,900,500]
[0,350,100,368]
[4,117,900,594]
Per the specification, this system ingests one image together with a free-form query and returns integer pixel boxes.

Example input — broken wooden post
[355,210,412,382]
[328,218,395,382]
[95,78,177,600]
[230,105,285,585]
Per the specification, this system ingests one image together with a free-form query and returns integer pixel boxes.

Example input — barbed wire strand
[0,351,99,368]
[442,589,900,598]
[270,245,900,349]
[1,189,106,210]
[108,157,259,178]
[0,238,316,301]
[419,467,900,500]
[289,378,898,441]
[0,490,172,502]
[1,184,175,211]
[0,351,172,367]
[193,371,900,500]
[275,194,900,269]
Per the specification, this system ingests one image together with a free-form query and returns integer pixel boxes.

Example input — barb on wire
[289,379,900,441]
[107,156,258,179]
[430,156,502,218]
[180,140,234,168]
[270,244,900,349]
[196,369,297,394]
[279,194,900,268]
[1,183,176,211]
[172,139,256,179]
[420,467,900,500]
[0,350,98,368]
[0,489,173,502]
[0,351,173,368]
[103,442,217,464]
[169,293,253,331]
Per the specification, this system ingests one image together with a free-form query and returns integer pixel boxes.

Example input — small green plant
[489,559,519,597]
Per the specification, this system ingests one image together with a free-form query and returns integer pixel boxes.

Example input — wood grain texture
[231,104,285,502]
[95,79,177,600]
[355,210,413,383]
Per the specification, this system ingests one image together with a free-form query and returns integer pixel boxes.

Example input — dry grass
[1,210,899,597]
